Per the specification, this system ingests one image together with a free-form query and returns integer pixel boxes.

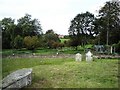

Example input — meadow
[2,44,93,57]
[60,38,70,44]
[2,57,119,88]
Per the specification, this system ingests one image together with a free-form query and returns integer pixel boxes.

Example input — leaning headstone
[2,68,32,90]
[86,51,93,62]
[75,53,82,61]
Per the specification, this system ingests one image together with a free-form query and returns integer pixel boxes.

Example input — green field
[2,44,94,57]
[2,47,84,57]
[60,38,70,43]
[2,57,119,88]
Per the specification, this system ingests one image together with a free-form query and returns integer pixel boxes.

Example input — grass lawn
[60,38,70,43]
[2,44,93,57]
[2,49,58,57]
[2,57,119,88]
[2,48,84,56]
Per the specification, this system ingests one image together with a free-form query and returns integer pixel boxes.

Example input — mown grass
[2,49,58,57]
[2,44,93,57]
[60,38,70,43]
[2,57,119,88]
[2,47,84,56]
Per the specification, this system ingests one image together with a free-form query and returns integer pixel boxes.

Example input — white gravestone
[86,51,93,62]
[75,53,82,61]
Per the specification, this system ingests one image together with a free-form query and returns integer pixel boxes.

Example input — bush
[115,41,120,53]
[23,36,39,50]
[14,35,23,49]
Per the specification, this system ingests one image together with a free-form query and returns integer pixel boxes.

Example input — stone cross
[75,53,82,61]
[86,51,93,62]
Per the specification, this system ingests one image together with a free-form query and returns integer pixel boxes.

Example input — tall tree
[96,0,120,45]
[1,18,15,49]
[14,35,23,49]
[68,11,95,47]
[17,14,42,37]
[43,29,60,48]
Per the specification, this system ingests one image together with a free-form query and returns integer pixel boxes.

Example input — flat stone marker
[2,68,32,90]
[86,51,93,62]
[75,53,82,61]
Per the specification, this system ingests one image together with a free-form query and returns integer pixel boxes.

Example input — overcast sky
[0,0,109,35]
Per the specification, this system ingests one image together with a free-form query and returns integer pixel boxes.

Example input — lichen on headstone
[2,68,32,90]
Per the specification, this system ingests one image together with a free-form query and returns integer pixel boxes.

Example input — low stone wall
[2,68,32,90]
[4,54,75,59]
[93,55,120,59]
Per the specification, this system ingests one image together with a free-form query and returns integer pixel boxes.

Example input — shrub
[115,41,120,53]
[14,35,23,49]
[23,36,39,50]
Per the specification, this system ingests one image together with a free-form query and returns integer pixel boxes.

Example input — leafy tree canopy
[17,14,43,37]
[95,0,120,45]
[68,11,95,47]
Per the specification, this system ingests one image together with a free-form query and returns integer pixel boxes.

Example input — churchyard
[2,47,119,88]
[1,0,120,88]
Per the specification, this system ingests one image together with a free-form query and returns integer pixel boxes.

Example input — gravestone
[56,52,59,55]
[2,68,32,90]
[32,53,35,56]
[75,53,82,61]
[86,51,93,62]
[94,45,104,53]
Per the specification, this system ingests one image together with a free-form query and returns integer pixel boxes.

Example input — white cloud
[0,0,109,35]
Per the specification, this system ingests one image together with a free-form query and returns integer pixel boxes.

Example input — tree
[1,14,43,49]
[68,11,95,47]
[23,36,39,50]
[95,0,120,45]
[68,37,81,50]
[14,35,23,49]
[17,14,42,37]
[43,29,60,48]
[1,18,15,49]
[115,41,120,53]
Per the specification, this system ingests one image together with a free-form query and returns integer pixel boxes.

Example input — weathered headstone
[110,46,113,54]
[56,52,59,55]
[86,51,93,62]
[75,53,82,61]
[32,53,35,56]
[2,68,32,90]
